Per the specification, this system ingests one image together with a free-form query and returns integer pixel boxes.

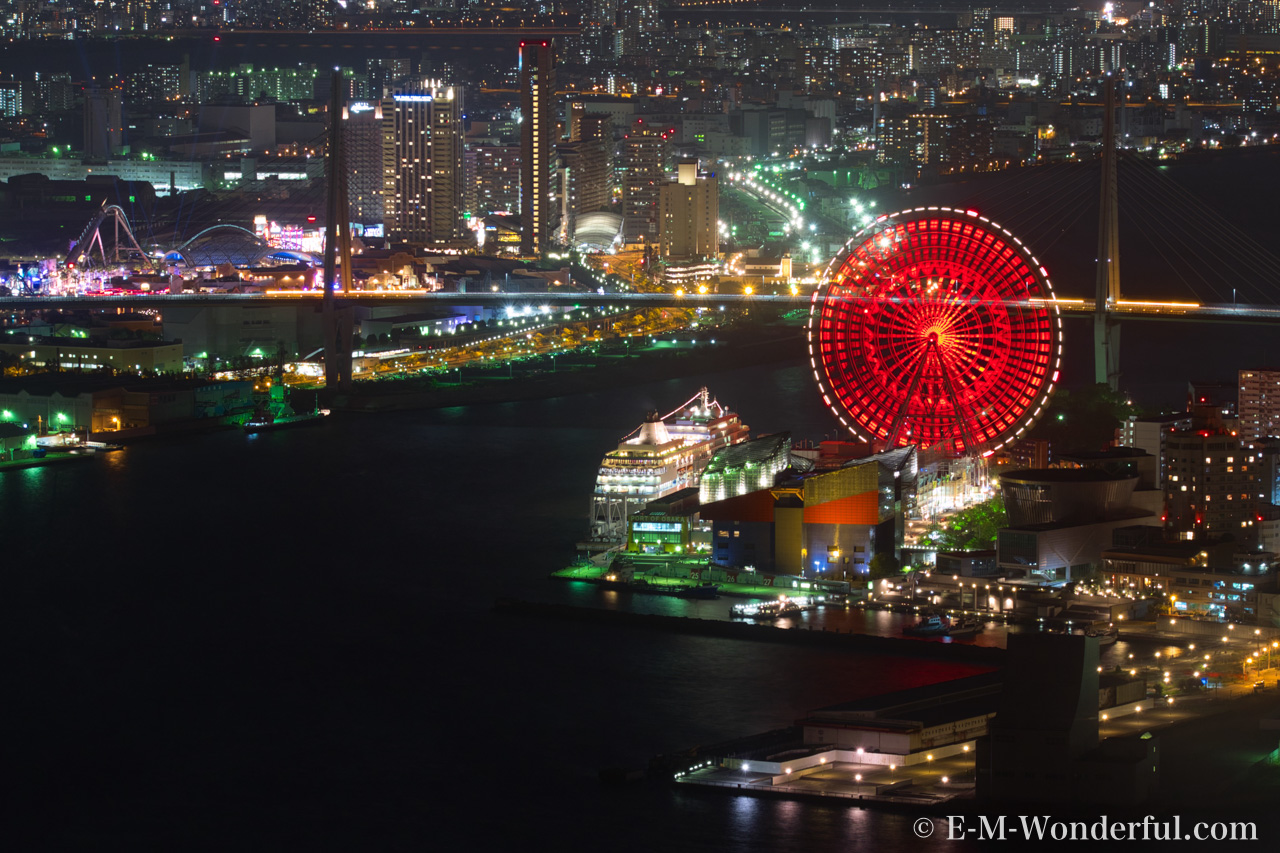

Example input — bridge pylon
[321,70,354,392]
[1094,75,1122,391]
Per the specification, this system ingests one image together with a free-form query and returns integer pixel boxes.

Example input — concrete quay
[494,598,1006,664]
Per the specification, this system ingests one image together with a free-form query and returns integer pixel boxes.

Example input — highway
[6,291,1280,323]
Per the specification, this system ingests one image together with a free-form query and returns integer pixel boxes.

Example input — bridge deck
[0,292,1276,321]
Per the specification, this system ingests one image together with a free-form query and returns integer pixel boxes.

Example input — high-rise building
[0,82,23,117]
[367,57,413,94]
[659,161,718,259]
[1239,369,1280,440]
[1163,431,1260,539]
[616,0,659,57]
[1117,413,1194,485]
[83,86,124,158]
[519,41,556,256]
[124,63,181,103]
[382,82,463,245]
[465,144,522,217]
[621,118,671,243]
[557,107,613,218]
[343,100,385,231]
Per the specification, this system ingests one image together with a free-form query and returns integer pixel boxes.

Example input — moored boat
[946,618,983,638]
[1086,623,1119,645]
[244,410,329,433]
[677,582,721,600]
[903,613,949,636]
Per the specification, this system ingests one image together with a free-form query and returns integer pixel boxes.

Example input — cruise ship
[587,388,750,544]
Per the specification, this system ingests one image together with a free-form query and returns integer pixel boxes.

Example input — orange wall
[803,491,879,526]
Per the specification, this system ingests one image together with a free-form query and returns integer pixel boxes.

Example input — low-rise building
[0,335,185,374]
[1100,540,1277,620]
[0,422,36,459]
[996,468,1160,582]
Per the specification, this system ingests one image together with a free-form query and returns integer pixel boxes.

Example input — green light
[56,412,68,423]
[0,410,11,420]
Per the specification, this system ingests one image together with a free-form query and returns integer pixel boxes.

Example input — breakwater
[494,598,1007,665]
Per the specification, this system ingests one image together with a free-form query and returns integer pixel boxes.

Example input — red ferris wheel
[808,208,1063,456]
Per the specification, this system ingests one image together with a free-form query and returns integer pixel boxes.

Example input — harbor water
[1,319,1275,847]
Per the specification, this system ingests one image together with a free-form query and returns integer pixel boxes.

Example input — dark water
[0,327,1275,847]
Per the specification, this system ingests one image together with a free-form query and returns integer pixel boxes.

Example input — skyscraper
[343,100,385,232]
[382,82,463,245]
[519,41,556,256]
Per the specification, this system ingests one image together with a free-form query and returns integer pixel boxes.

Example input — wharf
[0,452,95,472]
[553,564,794,599]
[494,599,1006,663]
[673,753,974,809]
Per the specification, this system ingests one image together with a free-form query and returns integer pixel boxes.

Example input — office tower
[621,117,670,243]
[382,82,463,245]
[83,85,124,158]
[343,100,385,231]
[520,41,556,256]
[659,161,718,259]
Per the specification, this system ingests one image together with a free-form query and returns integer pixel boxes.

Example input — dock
[494,598,1006,664]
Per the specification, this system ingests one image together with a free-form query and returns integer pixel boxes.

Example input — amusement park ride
[805,79,1126,460]
[807,206,1062,459]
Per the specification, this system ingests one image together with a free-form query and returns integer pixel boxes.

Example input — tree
[868,552,901,579]
[923,496,1007,551]
[1028,384,1139,452]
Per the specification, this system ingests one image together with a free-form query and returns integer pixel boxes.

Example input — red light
[213,36,220,42]
[307,216,317,223]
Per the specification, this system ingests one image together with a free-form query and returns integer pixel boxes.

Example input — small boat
[904,613,950,636]
[1086,624,1119,645]
[753,602,802,620]
[678,582,721,600]
[737,598,804,620]
[946,619,984,638]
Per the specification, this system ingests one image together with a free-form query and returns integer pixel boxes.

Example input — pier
[493,599,1007,664]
